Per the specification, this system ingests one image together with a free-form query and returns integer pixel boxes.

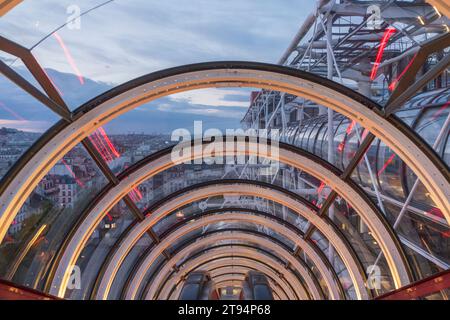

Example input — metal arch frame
[208,267,287,300]
[426,0,450,17]
[125,231,315,301]
[0,61,449,246]
[0,1,446,292]
[158,244,311,301]
[162,255,300,300]
[120,214,337,300]
[138,230,323,300]
[136,232,315,301]
[122,206,343,299]
[0,0,21,16]
[52,179,390,300]
[47,139,411,297]
[106,207,325,300]
[208,270,287,300]
[167,259,294,300]
[193,263,291,300]
[85,205,335,300]
[161,251,309,301]
[87,181,365,302]
[0,58,445,290]
[133,225,327,301]
[153,206,345,297]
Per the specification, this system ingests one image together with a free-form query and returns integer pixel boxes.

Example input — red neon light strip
[377,153,396,177]
[61,159,84,188]
[0,102,25,121]
[370,27,397,81]
[129,191,137,203]
[106,212,113,222]
[42,68,64,97]
[133,188,143,201]
[431,101,450,120]
[96,130,114,162]
[93,131,113,162]
[388,53,418,91]
[89,133,109,162]
[317,182,326,196]
[52,32,85,85]
[88,135,108,162]
[98,127,120,158]
[337,120,357,153]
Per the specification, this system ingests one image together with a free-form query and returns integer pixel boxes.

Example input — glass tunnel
[0,0,449,300]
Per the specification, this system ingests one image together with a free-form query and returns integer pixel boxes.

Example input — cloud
[0,1,314,133]
[169,88,251,108]
[0,0,311,85]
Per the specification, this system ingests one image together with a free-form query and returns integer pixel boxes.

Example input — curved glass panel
[300,253,329,300]
[331,196,394,295]
[153,196,309,239]
[0,143,108,291]
[165,222,296,256]
[108,233,153,300]
[127,160,323,213]
[65,200,135,299]
[310,230,358,300]
[0,0,307,109]
[0,67,60,180]
[90,88,256,175]
[405,106,450,207]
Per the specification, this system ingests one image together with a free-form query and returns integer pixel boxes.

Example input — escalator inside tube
[178,271,274,301]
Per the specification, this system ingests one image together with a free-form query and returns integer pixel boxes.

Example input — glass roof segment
[1,0,307,109]
[107,232,153,300]
[0,68,60,180]
[0,0,110,49]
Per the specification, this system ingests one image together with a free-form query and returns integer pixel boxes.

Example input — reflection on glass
[108,233,153,300]
[65,200,135,299]
[0,69,60,180]
[0,143,108,291]
[310,230,359,300]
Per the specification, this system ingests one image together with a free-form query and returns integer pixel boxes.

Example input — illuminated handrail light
[417,16,425,26]
[370,27,397,81]
[61,158,84,188]
[388,53,418,91]
[432,6,441,18]
[377,153,396,177]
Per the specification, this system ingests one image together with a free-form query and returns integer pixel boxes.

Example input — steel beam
[1,63,447,251]
[46,140,409,299]
[0,0,21,16]
[91,194,364,300]
[140,231,321,300]
[161,254,301,300]
[127,214,338,300]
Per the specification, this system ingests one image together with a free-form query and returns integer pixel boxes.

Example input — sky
[0,0,314,133]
